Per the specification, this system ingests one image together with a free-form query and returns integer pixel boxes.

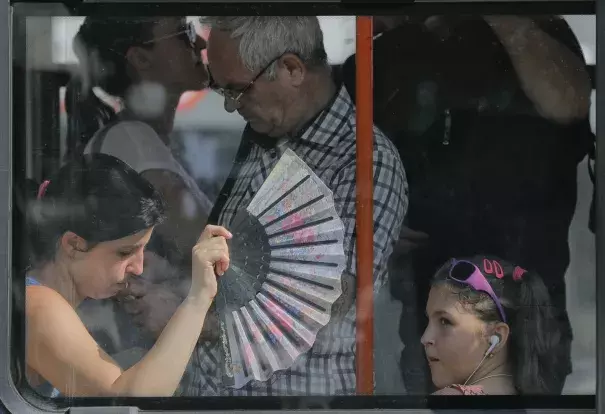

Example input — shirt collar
[245,81,354,151]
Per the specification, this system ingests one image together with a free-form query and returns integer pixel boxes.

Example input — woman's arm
[107,296,211,396]
[26,226,230,397]
[27,287,210,397]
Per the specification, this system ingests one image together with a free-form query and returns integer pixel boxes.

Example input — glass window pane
[7,4,597,411]
[360,13,596,398]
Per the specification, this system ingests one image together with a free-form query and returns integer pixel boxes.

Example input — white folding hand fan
[215,148,345,389]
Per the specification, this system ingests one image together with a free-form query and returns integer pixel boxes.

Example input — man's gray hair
[200,16,328,79]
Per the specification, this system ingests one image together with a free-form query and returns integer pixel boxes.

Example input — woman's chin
[90,292,113,300]
[91,286,121,300]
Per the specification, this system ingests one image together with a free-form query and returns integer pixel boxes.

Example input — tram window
[0,2,597,413]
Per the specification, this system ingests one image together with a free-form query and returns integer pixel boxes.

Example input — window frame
[0,2,600,413]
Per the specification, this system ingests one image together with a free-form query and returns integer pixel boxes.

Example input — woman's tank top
[26,276,60,398]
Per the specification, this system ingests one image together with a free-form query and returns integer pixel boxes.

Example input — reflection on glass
[12,8,596,405]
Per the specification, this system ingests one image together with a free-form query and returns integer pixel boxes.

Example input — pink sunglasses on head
[447,259,507,323]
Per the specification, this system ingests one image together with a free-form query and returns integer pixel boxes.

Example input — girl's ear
[491,322,510,353]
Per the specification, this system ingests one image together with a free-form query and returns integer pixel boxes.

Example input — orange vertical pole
[355,15,374,395]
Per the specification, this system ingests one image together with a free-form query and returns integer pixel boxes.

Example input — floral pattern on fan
[215,149,345,389]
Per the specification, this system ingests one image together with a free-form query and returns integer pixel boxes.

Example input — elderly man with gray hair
[178,16,408,396]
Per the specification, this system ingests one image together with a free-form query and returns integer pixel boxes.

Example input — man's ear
[60,231,88,259]
[279,54,306,87]
[125,46,153,74]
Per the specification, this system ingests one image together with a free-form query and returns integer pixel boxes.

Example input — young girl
[25,154,231,397]
[421,255,564,395]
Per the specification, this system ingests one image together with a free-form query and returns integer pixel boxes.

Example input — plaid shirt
[179,84,408,396]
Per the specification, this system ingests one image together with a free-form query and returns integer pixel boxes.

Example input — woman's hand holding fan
[189,225,233,303]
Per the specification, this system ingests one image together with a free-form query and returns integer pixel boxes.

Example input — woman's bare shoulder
[26,285,72,316]
[26,286,122,396]
[26,285,86,345]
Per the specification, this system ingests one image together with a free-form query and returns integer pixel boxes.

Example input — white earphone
[464,334,503,386]
[485,334,501,356]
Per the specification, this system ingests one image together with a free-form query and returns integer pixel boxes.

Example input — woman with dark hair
[25,154,231,397]
[66,16,212,261]
[421,255,563,395]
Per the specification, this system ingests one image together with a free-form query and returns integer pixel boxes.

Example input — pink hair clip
[37,180,51,200]
[512,266,527,281]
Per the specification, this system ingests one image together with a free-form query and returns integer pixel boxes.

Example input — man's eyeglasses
[210,56,281,104]
[142,21,197,49]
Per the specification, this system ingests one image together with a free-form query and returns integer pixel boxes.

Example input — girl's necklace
[468,373,513,386]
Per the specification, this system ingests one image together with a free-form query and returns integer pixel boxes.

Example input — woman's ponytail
[64,28,118,162]
[64,77,115,161]
[509,270,564,395]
